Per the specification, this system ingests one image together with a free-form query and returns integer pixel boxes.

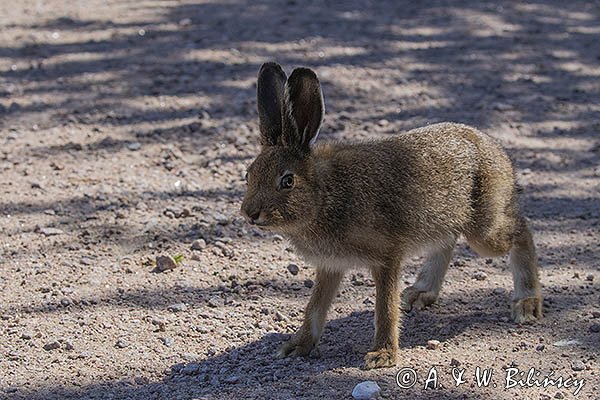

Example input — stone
[352,381,381,400]
[155,255,178,272]
[191,239,206,251]
[571,360,585,371]
[43,341,61,351]
[207,297,223,308]
[472,271,487,281]
[589,323,600,333]
[37,227,64,236]
[287,264,299,275]
[168,303,187,312]
[426,339,441,350]
[224,375,239,384]
[162,337,175,347]
[116,338,130,348]
[127,142,141,151]
[303,279,314,288]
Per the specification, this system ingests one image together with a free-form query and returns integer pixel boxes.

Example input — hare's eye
[244,172,248,182]
[281,173,294,189]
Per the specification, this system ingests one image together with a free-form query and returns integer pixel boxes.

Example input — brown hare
[241,62,542,369]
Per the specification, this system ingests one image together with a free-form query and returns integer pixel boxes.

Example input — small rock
[155,255,177,272]
[589,323,600,333]
[274,311,289,322]
[272,234,284,242]
[352,381,381,400]
[43,341,61,351]
[450,358,461,367]
[554,392,564,399]
[303,279,314,288]
[426,339,441,350]
[571,360,585,371]
[116,338,130,348]
[21,332,33,340]
[64,341,74,350]
[536,344,545,351]
[224,375,239,384]
[592,311,600,319]
[553,339,582,347]
[287,264,299,276]
[207,296,223,308]
[472,271,487,281]
[181,363,200,375]
[191,239,206,251]
[162,337,175,347]
[214,213,229,225]
[586,274,594,282]
[37,227,64,236]
[127,142,141,151]
[493,287,506,295]
[168,303,187,312]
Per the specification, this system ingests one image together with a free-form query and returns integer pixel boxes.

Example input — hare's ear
[282,67,324,151]
[257,62,287,146]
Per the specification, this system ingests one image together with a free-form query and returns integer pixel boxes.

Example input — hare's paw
[277,336,317,359]
[401,286,438,312]
[364,348,398,370]
[512,296,542,324]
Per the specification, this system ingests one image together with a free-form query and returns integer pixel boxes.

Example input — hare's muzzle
[241,201,263,225]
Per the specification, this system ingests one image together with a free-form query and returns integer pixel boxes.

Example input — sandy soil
[0,1,599,399]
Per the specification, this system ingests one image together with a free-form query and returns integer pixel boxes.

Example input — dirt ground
[1,1,599,399]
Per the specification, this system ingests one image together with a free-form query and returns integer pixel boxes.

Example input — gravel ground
[0,1,599,399]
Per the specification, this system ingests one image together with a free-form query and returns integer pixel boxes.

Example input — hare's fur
[241,63,542,370]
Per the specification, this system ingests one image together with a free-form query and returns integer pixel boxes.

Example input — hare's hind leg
[508,216,542,323]
[467,213,542,323]
[401,238,456,312]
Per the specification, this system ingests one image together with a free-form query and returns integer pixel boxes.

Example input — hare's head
[241,63,324,231]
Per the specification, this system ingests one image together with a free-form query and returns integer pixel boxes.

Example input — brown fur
[241,62,542,369]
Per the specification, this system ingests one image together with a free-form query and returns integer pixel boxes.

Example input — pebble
[37,227,64,236]
[207,296,223,308]
[426,339,441,350]
[214,213,229,225]
[43,341,61,351]
[589,323,600,333]
[182,363,200,375]
[224,375,239,384]
[287,264,299,276]
[191,239,206,251]
[472,271,487,281]
[352,381,381,400]
[168,303,187,312]
[21,332,33,340]
[155,255,178,272]
[450,358,461,366]
[586,274,594,282]
[592,311,600,319]
[493,287,506,295]
[162,337,175,347]
[552,339,582,347]
[536,344,545,351]
[571,360,585,371]
[303,279,314,288]
[116,338,130,348]
[274,311,289,322]
[64,341,74,350]
[127,142,141,151]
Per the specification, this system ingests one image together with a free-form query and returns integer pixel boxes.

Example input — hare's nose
[248,210,260,224]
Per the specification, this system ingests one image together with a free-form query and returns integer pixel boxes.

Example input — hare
[241,62,542,369]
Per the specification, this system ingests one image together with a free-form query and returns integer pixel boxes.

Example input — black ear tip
[289,67,319,81]
[259,62,283,74]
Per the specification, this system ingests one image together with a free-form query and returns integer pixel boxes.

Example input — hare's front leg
[278,268,344,358]
[364,264,400,369]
